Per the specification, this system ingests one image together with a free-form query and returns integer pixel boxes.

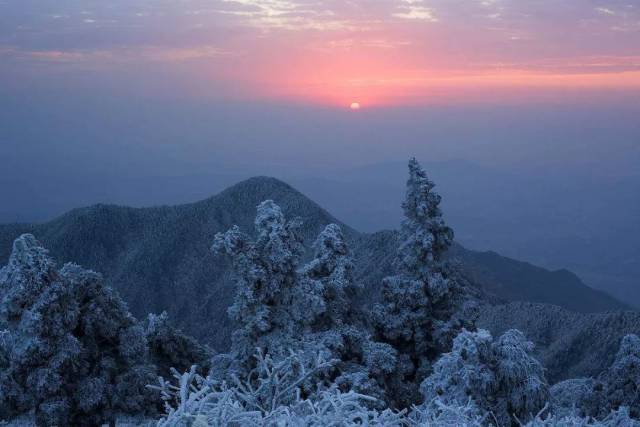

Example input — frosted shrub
[153,349,407,427]
[420,328,548,426]
[524,406,640,427]
[229,349,335,414]
[272,389,407,426]
[153,366,258,427]
[300,223,360,330]
[492,330,549,424]
[154,349,334,425]
[410,398,489,426]
[550,378,600,419]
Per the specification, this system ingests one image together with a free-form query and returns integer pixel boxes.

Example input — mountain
[478,302,640,383]
[451,247,626,313]
[0,177,627,352]
[3,159,637,308]
[287,161,640,308]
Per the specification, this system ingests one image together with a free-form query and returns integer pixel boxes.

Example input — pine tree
[212,200,325,369]
[300,224,397,401]
[0,234,156,426]
[373,158,470,407]
[301,223,359,331]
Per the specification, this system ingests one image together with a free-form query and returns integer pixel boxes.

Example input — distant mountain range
[0,177,631,371]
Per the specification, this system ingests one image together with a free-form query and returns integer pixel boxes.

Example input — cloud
[1,0,640,105]
[1,45,232,66]
[595,7,615,16]
[214,0,353,31]
[392,0,438,21]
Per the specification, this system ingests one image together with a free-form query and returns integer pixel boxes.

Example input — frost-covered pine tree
[373,157,470,407]
[301,223,359,330]
[0,234,156,426]
[420,328,549,426]
[300,224,397,401]
[212,200,325,370]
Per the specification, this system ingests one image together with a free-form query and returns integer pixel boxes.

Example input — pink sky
[1,0,640,107]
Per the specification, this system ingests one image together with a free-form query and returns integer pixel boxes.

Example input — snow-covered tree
[301,223,359,330]
[214,206,395,399]
[212,200,325,369]
[420,328,548,426]
[145,311,213,377]
[598,334,640,418]
[373,158,470,406]
[550,378,601,419]
[551,334,640,421]
[299,224,398,401]
[0,234,157,426]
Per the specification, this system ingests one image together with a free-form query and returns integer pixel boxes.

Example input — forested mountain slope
[0,177,627,352]
[478,302,640,382]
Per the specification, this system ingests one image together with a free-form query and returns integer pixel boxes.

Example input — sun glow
[350,102,361,110]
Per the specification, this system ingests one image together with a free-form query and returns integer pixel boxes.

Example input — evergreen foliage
[0,235,156,426]
[551,334,640,421]
[145,311,213,377]
[373,158,471,406]
[420,328,548,426]
[212,200,325,370]
[213,203,396,401]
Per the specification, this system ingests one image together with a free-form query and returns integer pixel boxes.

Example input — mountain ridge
[0,176,628,352]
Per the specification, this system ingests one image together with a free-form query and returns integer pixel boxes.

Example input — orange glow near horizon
[197,38,640,108]
[250,65,640,108]
[6,1,639,109]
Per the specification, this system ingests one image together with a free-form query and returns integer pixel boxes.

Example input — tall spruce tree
[373,157,470,407]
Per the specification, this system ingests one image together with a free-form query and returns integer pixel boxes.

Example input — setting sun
[350,102,361,110]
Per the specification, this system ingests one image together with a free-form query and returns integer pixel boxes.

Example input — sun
[350,102,361,110]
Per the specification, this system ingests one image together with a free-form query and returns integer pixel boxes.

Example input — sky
[0,0,638,206]
[1,0,640,106]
